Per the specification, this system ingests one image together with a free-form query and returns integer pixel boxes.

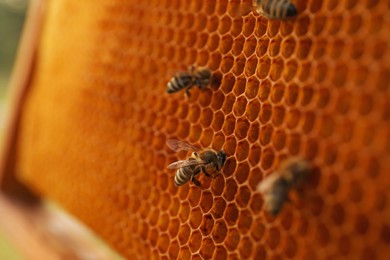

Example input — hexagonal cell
[298,62,312,81]
[256,57,271,79]
[222,94,236,115]
[223,179,238,202]
[259,104,272,124]
[331,63,348,87]
[248,143,261,167]
[189,124,202,143]
[294,15,310,36]
[248,122,260,143]
[266,226,281,250]
[233,55,246,76]
[200,191,214,213]
[235,118,250,140]
[189,207,203,229]
[199,238,215,259]
[286,109,301,129]
[178,247,192,260]
[169,197,180,217]
[243,77,259,100]
[212,197,227,219]
[256,38,270,57]
[177,121,190,139]
[246,99,260,121]
[248,168,262,191]
[179,201,191,222]
[209,52,222,70]
[200,128,214,147]
[347,14,363,35]
[220,55,234,74]
[250,218,265,242]
[283,60,298,82]
[199,88,213,107]
[213,246,228,260]
[200,214,214,236]
[157,233,170,253]
[218,15,232,34]
[236,186,251,208]
[225,228,240,251]
[222,154,237,177]
[297,38,313,59]
[267,20,281,37]
[231,17,244,37]
[260,124,273,146]
[236,208,252,232]
[189,230,203,253]
[236,236,252,258]
[178,224,191,245]
[212,131,225,150]
[260,147,275,170]
[212,219,228,243]
[233,97,248,117]
[235,161,250,184]
[168,218,180,238]
[168,240,180,259]
[242,14,255,36]
[196,49,209,66]
[139,203,152,219]
[286,133,301,155]
[235,140,250,162]
[270,84,284,104]
[148,227,159,247]
[158,212,170,232]
[224,203,239,225]
[139,220,148,240]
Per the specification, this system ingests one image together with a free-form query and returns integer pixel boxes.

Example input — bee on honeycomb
[166,66,212,97]
[257,157,311,215]
[253,0,298,20]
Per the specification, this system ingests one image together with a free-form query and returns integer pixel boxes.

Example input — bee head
[217,150,227,168]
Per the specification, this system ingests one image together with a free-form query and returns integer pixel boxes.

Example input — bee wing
[166,139,201,152]
[257,173,280,194]
[167,160,207,169]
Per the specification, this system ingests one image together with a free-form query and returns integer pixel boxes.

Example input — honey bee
[253,0,297,20]
[166,66,212,97]
[167,139,226,187]
[257,157,311,216]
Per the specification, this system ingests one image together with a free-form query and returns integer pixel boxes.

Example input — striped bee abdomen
[255,0,297,20]
[166,72,193,93]
[174,166,200,186]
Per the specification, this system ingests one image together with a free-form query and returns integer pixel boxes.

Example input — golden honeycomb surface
[15,0,390,259]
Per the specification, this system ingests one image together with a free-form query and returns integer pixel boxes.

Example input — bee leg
[191,176,201,187]
[202,165,218,179]
[185,86,193,98]
[201,166,212,178]
[214,162,219,171]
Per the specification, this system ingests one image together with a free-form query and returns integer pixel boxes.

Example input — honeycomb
[14,0,390,259]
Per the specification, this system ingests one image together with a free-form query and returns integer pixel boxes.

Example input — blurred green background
[0,0,26,89]
[0,0,27,258]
